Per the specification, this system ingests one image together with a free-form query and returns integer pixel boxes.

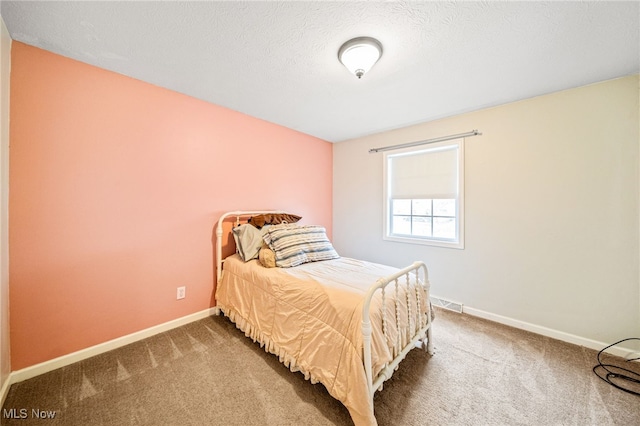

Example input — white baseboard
[462,306,637,359]
[6,307,220,390]
[0,374,11,408]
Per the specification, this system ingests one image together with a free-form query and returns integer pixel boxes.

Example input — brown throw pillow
[248,213,302,229]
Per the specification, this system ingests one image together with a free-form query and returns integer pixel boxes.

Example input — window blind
[388,146,458,199]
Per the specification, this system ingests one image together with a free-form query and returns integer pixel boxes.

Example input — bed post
[215,214,227,283]
[425,324,434,354]
[361,309,374,401]
[421,263,434,355]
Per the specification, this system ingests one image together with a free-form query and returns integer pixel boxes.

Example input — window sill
[383,234,464,250]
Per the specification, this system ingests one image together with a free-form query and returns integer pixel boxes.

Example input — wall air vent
[431,296,463,313]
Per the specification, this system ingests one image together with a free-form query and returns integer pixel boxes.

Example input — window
[383,139,464,249]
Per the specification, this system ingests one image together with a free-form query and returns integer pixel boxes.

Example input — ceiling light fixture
[338,37,383,79]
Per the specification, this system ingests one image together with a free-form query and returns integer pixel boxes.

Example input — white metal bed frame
[215,210,434,419]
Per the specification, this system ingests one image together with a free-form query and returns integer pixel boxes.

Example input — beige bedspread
[215,254,430,426]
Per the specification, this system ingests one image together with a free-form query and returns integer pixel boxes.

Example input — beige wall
[334,75,640,350]
[0,15,11,399]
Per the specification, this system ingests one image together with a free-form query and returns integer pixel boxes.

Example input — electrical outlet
[177,286,186,300]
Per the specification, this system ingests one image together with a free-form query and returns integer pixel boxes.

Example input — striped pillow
[263,224,339,268]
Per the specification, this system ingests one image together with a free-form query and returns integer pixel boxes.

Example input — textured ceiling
[1,1,639,142]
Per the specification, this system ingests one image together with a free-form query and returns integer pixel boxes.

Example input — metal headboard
[215,210,289,282]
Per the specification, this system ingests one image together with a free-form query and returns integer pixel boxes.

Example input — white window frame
[383,138,465,249]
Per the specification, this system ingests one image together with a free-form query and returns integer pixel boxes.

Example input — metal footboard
[361,261,433,402]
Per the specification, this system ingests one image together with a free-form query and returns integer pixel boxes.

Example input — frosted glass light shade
[338,37,383,79]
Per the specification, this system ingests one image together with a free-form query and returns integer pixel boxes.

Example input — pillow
[232,224,271,261]
[263,224,339,268]
[258,242,277,268]
[248,213,302,229]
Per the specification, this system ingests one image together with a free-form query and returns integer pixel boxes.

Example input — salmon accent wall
[9,42,332,370]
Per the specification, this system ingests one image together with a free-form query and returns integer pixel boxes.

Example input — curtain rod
[368,129,482,153]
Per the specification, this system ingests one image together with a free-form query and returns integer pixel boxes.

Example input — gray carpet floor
[2,308,639,425]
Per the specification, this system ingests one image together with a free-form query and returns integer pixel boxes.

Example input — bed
[214,210,434,426]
